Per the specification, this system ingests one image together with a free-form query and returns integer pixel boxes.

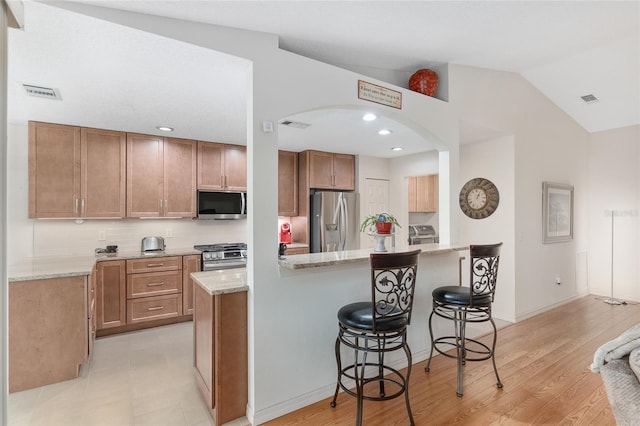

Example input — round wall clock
[459,178,500,219]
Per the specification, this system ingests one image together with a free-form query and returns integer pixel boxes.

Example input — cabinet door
[332,154,355,190]
[308,150,335,189]
[417,174,438,212]
[163,138,197,217]
[408,177,418,212]
[224,145,247,191]
[197,142,225,190]
[95,260,126,330]
[183,255,201,315]
[127,133,164,217]
[278,150,298,216]
[81,128,126,218]
[28,122,81,218]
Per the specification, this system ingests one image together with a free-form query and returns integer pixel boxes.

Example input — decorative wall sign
[358,80,402,109]
[542,181,574,243]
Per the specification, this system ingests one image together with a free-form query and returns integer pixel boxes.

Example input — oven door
[202,258,247,271]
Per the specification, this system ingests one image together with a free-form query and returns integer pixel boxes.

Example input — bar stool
[425,243,503,397]
[331,249,421,426]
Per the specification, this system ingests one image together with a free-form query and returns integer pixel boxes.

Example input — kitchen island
[190,269,248,426]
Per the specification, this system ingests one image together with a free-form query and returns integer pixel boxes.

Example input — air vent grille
[279,120,310,129]
[580,94,598,104]
[22,84,61,100]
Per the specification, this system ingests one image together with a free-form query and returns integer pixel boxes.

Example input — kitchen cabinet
[9,275,89,392]
[126,134,197,218]
[197,142,247,191]
[303,150,355,191]
[88,266,97,359]
[193,283,247,426]
[182,254,201,315]
[96,260,126,330]
[28,122,126,218]
[278,150,298,216]
[125,256,183,324]
[284,246,309,255]
[408,174,438,213]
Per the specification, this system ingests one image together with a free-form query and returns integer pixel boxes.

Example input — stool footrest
[337,362,408,402]
[432,336,494,362]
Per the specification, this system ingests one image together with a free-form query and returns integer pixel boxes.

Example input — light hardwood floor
[265,295,639,425]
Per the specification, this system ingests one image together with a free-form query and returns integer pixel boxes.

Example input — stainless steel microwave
[197,191,247,219]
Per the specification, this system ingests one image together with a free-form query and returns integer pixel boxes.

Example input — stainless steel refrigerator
[310,190,360,253]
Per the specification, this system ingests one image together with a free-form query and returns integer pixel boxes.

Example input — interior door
[360,178,390,249]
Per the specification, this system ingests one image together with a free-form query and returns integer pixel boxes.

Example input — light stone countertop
[190,269,248,296]
[277,242,468,270]
[8,248,201,282]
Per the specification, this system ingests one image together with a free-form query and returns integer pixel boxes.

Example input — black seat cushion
[338,301,408,332]
[432,285,492,306]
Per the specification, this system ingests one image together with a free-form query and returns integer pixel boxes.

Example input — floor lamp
[601,210,626,305]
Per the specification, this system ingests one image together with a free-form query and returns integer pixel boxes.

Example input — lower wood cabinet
[9,276,89,392]
[96,260,127,329]
[194,284,248,426]
[183,254,201,315]
[96,254,196,335]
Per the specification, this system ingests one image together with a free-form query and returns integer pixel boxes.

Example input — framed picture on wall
[542,181,574,243]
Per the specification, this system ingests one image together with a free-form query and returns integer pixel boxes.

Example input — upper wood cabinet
[278,150,298,216]
[408,174,438,213]
[197,142,247,191]
[304,150,355,190]
[29,122,126,218]
[127,134,197,218]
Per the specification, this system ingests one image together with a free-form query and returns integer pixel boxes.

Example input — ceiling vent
[22,84,62,100]
[279,119,311,129]
[580,94,599,104]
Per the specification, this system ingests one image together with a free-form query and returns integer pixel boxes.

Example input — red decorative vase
[375,222,392,234]
[409,69,439,97]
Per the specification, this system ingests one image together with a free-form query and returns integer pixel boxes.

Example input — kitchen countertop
[277,242,468,270]
[190,269,248,296]
[8,248,201,282]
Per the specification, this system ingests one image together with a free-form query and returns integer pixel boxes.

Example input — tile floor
[8,321,249,426]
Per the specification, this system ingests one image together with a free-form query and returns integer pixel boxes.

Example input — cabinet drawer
[126,271,182,299]
[127,294,182,324]
[126,256,182,273]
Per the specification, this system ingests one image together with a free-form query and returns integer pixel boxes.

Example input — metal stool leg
[355,346,367,426]
[455,310,464,397]
[425,310,436,372]
[490,317,503,389]
[331,335,342,408]
[402,341,415,426]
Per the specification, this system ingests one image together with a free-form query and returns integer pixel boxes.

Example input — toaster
[141,236,165,252]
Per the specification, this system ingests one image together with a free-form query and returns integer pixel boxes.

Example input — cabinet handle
[74,198,79,215]
[81,198,85,215]
[147,263,164,267]
[147,282,164,287]
[147,306,164,311]
[164,199,168,215]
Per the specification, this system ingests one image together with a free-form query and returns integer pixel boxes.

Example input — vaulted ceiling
[8,1,639,157]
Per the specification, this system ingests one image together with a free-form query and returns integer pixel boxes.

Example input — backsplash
[13,218,247,261]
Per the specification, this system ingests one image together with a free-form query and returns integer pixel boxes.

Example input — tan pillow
[630,347,640,382]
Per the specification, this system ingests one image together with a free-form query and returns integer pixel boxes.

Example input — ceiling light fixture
[362,113,377,121]
[156,126,174,132]
[378,129,392,135]
[391,147,403,151]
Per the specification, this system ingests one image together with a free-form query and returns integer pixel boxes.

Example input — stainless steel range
[194,243,247,271]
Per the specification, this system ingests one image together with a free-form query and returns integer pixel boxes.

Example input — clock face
[459,178,499,219]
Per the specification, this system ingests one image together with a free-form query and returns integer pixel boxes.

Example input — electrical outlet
[98,231,106,241]
[166,228,173,238]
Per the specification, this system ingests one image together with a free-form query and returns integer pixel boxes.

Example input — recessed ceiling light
[391,147,403,151]
[378,129,392,135]
[362,113,377,121]
[156,126,174,132]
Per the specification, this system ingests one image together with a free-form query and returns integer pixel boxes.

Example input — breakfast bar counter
[277,242,468,270]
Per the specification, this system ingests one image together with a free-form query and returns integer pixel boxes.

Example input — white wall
[588,125,640,302]
[459,136,516,322]
[449,65,590,320]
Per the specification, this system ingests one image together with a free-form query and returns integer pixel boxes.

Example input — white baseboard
[515,295,581,322]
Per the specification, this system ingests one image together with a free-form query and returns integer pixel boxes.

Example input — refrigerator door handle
[339,193,348,251]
